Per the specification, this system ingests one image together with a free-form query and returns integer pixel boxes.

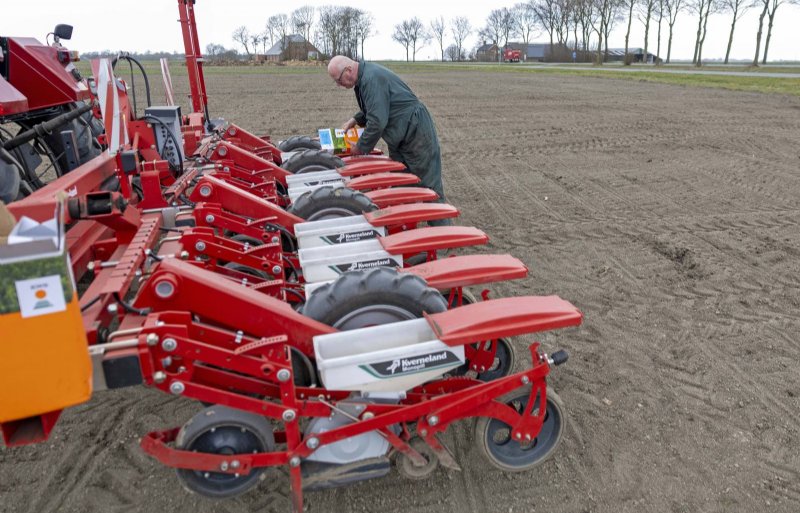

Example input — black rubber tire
[175,405,275,498]
[20,102,102,176]
[287,186,378,221]
[302,267,448,329]
[277,135,321,152]
[281,149,344,174]
[474,388,564,472]
[0,160,20,204]
[396,438,439,480]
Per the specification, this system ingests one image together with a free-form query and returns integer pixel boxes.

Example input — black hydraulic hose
[1,103,93,151]
[112,54,152,113]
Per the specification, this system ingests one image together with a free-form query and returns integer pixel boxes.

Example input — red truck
[503,48,521,62]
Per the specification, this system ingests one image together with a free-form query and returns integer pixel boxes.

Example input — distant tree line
[214,1,798,65]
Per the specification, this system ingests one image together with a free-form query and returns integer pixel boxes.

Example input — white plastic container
[298,240,401,283]
[295,216,386,249]
[286,170,343,188]
[314,318,465,392]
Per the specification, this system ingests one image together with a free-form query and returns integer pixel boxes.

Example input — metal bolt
[516,433,522,439]
[205,214,215,223]
[282,409,297,422]
[195,241,206,252]
[521,376,530,385]
[153,371,167,384]
[146,333,159,346]
[107,303,118,314]
[180,251,190,259]
[162,338,178,352]
[198,185,212,197]
[231,460,240,469]
[306,437,319,449]
[219,461,229,471]
[228,127,237,136]
[420,429,428,437]
[161,356,172,368]
[170,381,185,395]
[87,261,95,271]
[272,265,282,275]
[428,415,439,426]
[154,280,175,299]
[525,434,532,441]
[223,166,230,172]
[234,331,244,344]
[271,236,280,244]
[289,456,301,467]
[277,368,291,382]
[218,147,227,156]
[361,412,375,420]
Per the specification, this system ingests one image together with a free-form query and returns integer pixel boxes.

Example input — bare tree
[512,2,540,49]
[451,17,472,62]
[318,6,364,58]
[663,0,685,62]
[291,6,315,60]
[655,0,664,63]
[761,0,795,64]
[354,11,375,60]
[622,0,636,60]
[408,17,430,61]
[720,0,751,63]
[232,26,252,57]
[575,0,601,52]
[589,0,624,64]
[267,14,290,56]
[445,44,463,61]
[532,0,560,52]
[249,33,262,57]
[392,21,413,61]
[690,0,715,66]
[482,8,514,61]
[430,16,447,61]
[638,0,658,63]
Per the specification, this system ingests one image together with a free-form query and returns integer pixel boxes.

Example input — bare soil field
[2,68,799,513]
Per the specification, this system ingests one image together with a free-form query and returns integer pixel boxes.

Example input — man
[327,56,451,226]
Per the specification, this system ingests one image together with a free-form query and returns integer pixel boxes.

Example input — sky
[4,0,800,62]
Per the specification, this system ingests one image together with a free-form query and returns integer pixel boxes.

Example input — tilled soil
[2,68,799,513]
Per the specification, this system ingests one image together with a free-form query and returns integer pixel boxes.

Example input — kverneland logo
[325,230,380,244]
[364,350,461,378]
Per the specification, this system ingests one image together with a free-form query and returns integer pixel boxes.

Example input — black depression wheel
[176,405,275,498]
[277,135,321,153]
[302,267,448,330]
[281,149,344,174]
[474,388,564,472]
[288,185,377,221]
[446,289,517,382]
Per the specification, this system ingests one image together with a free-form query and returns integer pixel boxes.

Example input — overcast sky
[5,1,800,62]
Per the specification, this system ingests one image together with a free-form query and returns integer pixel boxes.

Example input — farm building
[475,42,500,62]
[264,34,320,62]
[478,42,572,62]
[606,47,660,63]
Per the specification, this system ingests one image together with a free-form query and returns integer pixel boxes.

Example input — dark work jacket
[352,61,421,154]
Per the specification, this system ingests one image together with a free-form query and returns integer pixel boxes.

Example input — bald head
[328,56,359,89]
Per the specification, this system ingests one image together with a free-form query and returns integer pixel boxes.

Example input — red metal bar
[425,296,583,347]
[176,0,207,115]
[380,226,489,255]
[365,187,439,208]
[402,254,528,290]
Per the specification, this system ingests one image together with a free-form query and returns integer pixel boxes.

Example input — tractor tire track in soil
[2,69,800,513]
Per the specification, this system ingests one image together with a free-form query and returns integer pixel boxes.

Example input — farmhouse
[264,34,320,62]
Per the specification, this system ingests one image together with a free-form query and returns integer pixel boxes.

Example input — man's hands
[341,118,357,131]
